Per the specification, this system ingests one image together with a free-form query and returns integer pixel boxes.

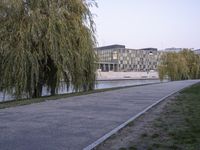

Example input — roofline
[139,48,158,51]
[95,45,126,50]
[95,45,158,51]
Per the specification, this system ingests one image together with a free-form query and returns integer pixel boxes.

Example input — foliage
[158,49,200,81]
[0,0,97,98]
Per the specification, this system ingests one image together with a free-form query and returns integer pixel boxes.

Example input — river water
[0,79,162,102]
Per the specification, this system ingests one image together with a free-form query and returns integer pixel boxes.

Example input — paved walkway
[0,80,199,150]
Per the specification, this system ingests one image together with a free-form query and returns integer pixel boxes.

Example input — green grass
[119,83,200,150]
[0,82,159,109]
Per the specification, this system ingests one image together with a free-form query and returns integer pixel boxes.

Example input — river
[0,79,163,102]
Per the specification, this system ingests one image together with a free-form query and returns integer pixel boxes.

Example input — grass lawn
[119,83,200,150]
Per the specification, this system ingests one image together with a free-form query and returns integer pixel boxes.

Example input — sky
[91,0,200,50]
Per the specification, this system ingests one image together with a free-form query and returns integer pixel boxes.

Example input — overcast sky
[91,0,200,50]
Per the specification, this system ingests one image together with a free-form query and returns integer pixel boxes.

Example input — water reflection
[0,79,162,102]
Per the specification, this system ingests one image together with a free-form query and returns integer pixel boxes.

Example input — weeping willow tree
[0,0,97,98]
[158,49,200,81]
[180,50,200,79]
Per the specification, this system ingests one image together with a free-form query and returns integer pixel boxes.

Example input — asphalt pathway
[0,80,199,150]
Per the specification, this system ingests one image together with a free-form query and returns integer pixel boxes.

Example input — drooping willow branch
[158,50,200,81]
[0,0,97,98]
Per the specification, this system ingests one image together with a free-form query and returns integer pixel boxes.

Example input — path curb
[83,84,194,150]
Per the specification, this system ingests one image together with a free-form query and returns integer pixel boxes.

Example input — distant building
[164,47,183,52]
[194,49,200,55]
[95,45,162,72]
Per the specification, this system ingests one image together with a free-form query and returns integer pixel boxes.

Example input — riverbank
[0,82,161,109]
[0,71,160,101]
[97,71,159,80]
[96,83,200,150]
[0,79,161,102]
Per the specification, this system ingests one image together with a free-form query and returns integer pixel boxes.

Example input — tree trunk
[32,83,43,98]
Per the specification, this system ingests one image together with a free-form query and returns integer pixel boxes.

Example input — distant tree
[158,49,200,81]
[180,50,200,79]
[0,0,97,98]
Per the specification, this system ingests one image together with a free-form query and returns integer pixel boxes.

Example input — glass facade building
[95,45,163,72]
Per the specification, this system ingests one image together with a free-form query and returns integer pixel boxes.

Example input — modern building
[95,45,163,72]
[194,49,200,55]
[164,47,183,52]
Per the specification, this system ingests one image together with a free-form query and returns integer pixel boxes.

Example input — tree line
[158,49,200,81]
